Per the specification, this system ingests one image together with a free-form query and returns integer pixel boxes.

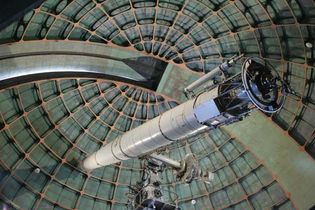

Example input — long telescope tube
[82,57,242,171]
[82,91,213,171]
[82,81,223,171]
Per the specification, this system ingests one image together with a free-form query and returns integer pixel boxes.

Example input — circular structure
[0,0,314,209]
[242,57,286,113]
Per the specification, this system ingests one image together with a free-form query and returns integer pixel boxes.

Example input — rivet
[305,42,313,49]
[34,168,41,174]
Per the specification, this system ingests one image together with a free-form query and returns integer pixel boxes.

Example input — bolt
[191,199,196,205]
[34,168,41,174]
[305,42,313,49]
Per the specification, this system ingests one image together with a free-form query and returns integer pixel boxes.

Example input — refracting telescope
[82,55,288,171]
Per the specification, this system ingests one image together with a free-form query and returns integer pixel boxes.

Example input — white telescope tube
[82,90,220,171]
[82,55,246,171]
[82,55,287,171]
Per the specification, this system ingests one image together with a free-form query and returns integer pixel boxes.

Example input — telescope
[82,56,287,171]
